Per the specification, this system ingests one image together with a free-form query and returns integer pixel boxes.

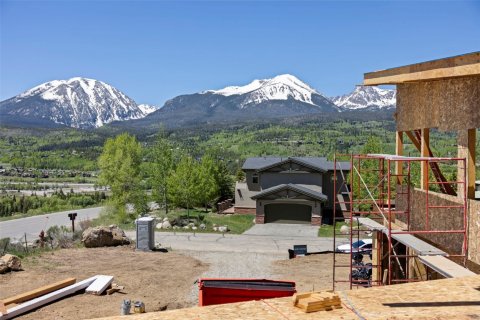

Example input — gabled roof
[251,183,328,202]
[242,157,350,172]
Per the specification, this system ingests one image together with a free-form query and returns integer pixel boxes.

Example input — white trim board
[0,276,98,320]
[85,275,114,295]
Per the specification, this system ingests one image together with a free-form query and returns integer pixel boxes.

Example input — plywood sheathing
[364,51,480,85]
[396,187,465,256]
[93,275,480,320]
[467,199,480,265]
[395,76,480,132]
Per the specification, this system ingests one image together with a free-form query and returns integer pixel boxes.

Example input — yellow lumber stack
[293,291,342,313]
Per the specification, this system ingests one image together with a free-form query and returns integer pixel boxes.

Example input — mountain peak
[204,74,325,108]
[332,85,396,110]
[1,77,157,129]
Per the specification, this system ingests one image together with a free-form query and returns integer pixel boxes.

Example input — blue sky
[1,1,479,106]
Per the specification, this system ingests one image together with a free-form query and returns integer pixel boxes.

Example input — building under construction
[333,52,480,290]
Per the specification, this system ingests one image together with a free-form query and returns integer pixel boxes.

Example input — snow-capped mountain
[133,74,340,128]
[0,77,159,129]
[204,74,334,109]
[332,86,396,111]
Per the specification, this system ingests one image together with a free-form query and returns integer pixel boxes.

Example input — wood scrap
[106,284,125,295]
[85,275,114,295]
[293,291,342,313]
[0,276,97,320]
[1,277,76,305]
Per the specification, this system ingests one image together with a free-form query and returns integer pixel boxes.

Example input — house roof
[251,183,328,202]
[242,157,351,172]
[364,51,480,85]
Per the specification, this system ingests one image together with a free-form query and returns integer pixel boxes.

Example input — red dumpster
[198,278,296,306]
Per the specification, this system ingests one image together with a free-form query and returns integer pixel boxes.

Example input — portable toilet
[136,217,155,251]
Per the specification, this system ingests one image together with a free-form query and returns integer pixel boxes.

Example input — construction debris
[85,275,114,295]
[293,291,342,313]
[1,278,76,306]
[0,276,98,320]
[107,284,125,295]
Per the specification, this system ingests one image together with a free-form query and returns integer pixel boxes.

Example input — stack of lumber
[293,291,342,313]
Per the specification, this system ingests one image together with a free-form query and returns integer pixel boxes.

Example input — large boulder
[0,254,22,271]
[82,225,131,248]
[0,260,9,274]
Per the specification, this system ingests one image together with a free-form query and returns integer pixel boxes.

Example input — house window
[252,173,259,184]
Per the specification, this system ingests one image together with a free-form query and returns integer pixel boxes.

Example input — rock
[253,218,256,224]
[183,225,190,230]
[173,226,180,230]
[188,222,195,228]
[1,254,21,271]
[162,220,172,229]
[163,217,169,222]
[199,223,206,230]
[212,224,218,228]
[218,226,228,233]
[213,227,218,232]
[156,223,163,229]
[192,226,198,230]
[340,225,349,235]
[0,260,9,274]
[82,225,131,248]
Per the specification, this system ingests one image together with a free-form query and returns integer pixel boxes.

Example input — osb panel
[396,187,465,255]
[468,199,480,264]
[396,76,480,132]
[93,275,480,320]
[344,275,480,319]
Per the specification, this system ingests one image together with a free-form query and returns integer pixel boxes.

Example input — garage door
[264,203,311,224]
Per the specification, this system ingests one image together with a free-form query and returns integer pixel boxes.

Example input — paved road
[0,207,103,242]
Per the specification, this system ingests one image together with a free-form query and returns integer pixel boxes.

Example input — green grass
[155,208,255,234]
[318,221,360,237]
[90,207,255,234]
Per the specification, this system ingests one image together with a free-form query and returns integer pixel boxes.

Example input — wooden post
[395,131,404,184]
[420,128,430,190]
[458,129,476,199]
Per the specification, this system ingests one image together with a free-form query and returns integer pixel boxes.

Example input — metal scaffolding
[332,154,468,290]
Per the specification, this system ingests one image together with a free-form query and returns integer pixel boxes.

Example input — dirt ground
[0,246,208,319]
[272,253,353,292]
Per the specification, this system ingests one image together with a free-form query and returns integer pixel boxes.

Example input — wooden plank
[0,276,97,320]
[467,129,476,199]
[364,52,480,85]
[405,131,421,150]
[395,131,404,184]
[1,277,76,305]
[85,275,114,295]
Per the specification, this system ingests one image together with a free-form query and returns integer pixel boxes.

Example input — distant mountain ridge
[0,77,160,129]
[0,75,395,130]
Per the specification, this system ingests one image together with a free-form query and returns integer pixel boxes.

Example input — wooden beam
[420,128,430,190]
[364,51,480,85]
[1,278,76,305]
[405,131,421,150]
[0,276,97,320]
[458,129,477,199]
[395,131,404,184]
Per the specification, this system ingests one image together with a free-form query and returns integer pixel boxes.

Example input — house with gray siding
[234,157,350,225]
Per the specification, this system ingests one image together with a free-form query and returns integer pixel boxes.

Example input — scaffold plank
[418,255,476,278]
[390,234,446,256]
[356,217,387,231]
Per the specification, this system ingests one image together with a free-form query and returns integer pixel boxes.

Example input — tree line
[97,132,233,222]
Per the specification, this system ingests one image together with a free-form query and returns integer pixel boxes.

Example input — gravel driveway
[125,230,335,304]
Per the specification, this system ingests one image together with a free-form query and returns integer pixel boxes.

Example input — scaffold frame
[332,153,468,290]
